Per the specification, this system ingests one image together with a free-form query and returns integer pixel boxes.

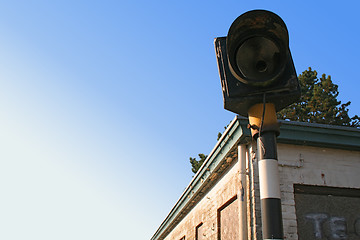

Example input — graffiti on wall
[294,185,360,240]
[305,213,360,239]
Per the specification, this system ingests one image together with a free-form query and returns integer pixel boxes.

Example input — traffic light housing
[215,10,300,116]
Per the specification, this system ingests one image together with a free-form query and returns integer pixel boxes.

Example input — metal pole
[248,103,283,240]
[257,131,283,240]
[238,144,248,240]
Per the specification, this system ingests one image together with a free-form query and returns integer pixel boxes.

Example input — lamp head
[227,10,289,87]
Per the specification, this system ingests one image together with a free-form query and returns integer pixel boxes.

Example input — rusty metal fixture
[247,102,280,138]
[214,10,300,117]
[227,10,289,87]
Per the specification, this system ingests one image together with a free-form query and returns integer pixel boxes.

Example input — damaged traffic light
[215,10,300,116]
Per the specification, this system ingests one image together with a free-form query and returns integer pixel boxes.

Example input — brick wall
[164,154,242,240]
[161,143,360,240]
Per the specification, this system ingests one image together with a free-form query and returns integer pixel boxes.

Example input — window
[217,196,239,240]
[196,223,204,240]
[294,184,360,240]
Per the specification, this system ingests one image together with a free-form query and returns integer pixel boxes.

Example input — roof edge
[277,119,360,151]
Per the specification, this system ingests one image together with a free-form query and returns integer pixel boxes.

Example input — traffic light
[214,10,300,116]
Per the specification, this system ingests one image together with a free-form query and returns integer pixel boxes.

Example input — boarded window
[294,184,360,240]
[218,196,239,240]
[196,223,205,240]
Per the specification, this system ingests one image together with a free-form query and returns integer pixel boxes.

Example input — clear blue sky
[0,1,359,239]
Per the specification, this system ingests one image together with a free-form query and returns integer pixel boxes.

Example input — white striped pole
[248,103,283,240]
[257,132,283,240]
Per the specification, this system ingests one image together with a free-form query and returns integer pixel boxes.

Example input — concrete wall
[162,143,360,240]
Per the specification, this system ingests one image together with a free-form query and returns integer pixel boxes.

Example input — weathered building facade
[151,116,360,240]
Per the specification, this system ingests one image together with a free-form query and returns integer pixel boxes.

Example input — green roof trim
[151,117,360,240]
[277,120,360,151]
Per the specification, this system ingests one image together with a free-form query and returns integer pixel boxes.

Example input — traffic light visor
[227,10,289,86]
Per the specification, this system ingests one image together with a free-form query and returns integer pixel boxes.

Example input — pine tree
[277,67,360,127]
[189,153,207,174]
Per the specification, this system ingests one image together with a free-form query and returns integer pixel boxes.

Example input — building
[151,116,360,240]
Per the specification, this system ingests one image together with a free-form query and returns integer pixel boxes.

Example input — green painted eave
[277,120,360,151]
[151,117,360,240]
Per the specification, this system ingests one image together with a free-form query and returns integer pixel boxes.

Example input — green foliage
[277,67,360,127]
[217,132,222,141]
[189,153,208,174]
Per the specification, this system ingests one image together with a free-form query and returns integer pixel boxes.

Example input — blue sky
[0,1,359,239]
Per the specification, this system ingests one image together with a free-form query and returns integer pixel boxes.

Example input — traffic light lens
[256,60,267,72]
[236,36,284,84]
